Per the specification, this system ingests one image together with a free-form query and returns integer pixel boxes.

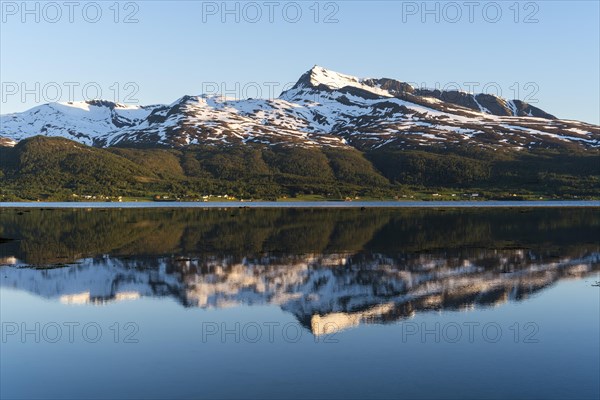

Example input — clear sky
[1,0,599,123]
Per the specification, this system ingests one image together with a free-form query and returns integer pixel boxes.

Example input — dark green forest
[0,136,598,201]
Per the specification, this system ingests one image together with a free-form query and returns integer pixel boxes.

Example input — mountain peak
[285,65,401,103]
[293,65,362,90]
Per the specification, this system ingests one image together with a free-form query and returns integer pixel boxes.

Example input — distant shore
[1,200,599,209]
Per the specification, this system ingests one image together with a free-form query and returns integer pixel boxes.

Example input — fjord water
[1,207,599,399]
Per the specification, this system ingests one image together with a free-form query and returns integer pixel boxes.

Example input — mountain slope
[0,136,163,198]
[1,135,598,201]
[0,136,397,200]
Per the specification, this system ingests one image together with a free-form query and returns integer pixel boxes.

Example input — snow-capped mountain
[0,100,161,146]
[1,66,599,150]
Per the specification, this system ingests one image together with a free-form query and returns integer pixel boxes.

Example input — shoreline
[1,200,599,209]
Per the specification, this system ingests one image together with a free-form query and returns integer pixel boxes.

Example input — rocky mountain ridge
[2,66,598,151]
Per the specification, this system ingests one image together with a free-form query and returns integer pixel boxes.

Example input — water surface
[1,208,599,399]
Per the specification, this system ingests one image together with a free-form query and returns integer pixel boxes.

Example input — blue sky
[1,0,599,123]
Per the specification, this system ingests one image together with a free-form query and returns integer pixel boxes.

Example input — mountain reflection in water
[1,207,599,334]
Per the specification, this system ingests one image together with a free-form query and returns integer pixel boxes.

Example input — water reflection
[1,208,598,334]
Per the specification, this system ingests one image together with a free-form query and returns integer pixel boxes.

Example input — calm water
[1,208,599,399]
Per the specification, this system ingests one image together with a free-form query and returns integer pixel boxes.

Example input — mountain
[1,67,599,200]
[1,66,599,151]
[0,100,161,146]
